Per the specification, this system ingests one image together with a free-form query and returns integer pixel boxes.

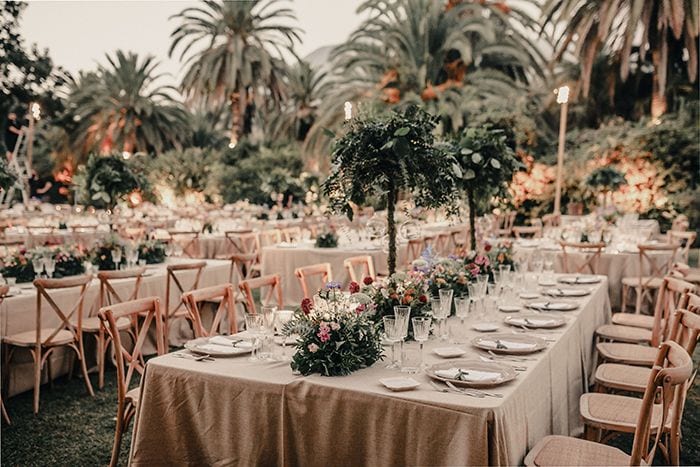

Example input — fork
[443,380,486,398]
[172,352,214,362]
[487,350,534,362]
[479,356,527,371]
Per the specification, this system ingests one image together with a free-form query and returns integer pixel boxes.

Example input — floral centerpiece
[412,247,470,298]
[51,246,87,278]
[138,239,167,264]
[283,282,383,376]
[314,231,338,248]
[484,240,513,270]
[1,249,34,283]
[0,246,86,282]
[90,235,125,270]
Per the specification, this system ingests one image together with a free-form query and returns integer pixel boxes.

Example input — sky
[20,0,366,85]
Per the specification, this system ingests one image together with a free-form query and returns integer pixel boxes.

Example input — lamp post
[553,85,569,216]
[26,102,41,171]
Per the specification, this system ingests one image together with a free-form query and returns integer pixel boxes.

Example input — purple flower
[325,281,342,290]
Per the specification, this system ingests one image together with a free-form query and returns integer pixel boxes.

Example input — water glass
[43,258,56,279]
[111,249,122,270]
[259,305,277,360]
[431,297,449,340]
[31,257,44,279]
[275,309,294,360]
[244,314,264,361]
[411,317,431,370]
[383,316,402,369]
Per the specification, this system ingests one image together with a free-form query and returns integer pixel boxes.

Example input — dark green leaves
[394,127,410,137]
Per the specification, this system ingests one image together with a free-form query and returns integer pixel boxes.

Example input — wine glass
[383,316,402,369]
[259,305,277,360]
[31,257,44,280]
[43,257,56,279]
[244,314,263,362]
[454,296,470,342]
[411,317,431,370]
[393,305,410,364]
[430,297,448,340]
[111,248,122,271]
[275,309,294,360]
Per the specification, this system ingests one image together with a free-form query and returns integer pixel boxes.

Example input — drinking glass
[453,297,470,342]
[244,314,263,361]
[275,309,294,360]
[31,257,44,279]
[111,248,122,270]
[43,258,56,279]
[476,274,489,286]
[431,297,449,340]
[259,305,277,360]
[411,317,431,370]
[383,316,402,369]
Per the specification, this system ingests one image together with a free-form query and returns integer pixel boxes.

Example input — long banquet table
[1,258,230,397]
[130,275,610,466]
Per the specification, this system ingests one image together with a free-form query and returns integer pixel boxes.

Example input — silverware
[487,350,534,362]
[444,380,486,398]
[429,380,450,393]
[479,356,527,371]
[172,352,214,362]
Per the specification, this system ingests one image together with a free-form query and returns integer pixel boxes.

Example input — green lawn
[2,364,700,466]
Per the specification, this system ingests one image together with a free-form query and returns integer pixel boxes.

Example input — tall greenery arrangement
[442,125,521,249]
[323,105,458,275]
[77,154,142,209]
[585,166,627,208]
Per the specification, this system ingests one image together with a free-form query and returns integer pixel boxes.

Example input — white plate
[428,359,517,388]
[379,377,420,392]
[472,333,547,355]
[519,292,540,300]
[184,337,254,357]
[528,301,578,311]
[558,275,602,285]
[498,305,521,313]
[544,288,590,297]
[472,322,499,332]
[537,279,558,287]
[433,347,467,358]
[504,314,567,329]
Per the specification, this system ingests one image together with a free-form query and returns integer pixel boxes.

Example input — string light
[31,102,41,120]
[555,86,570,104]
[344,101,353,120]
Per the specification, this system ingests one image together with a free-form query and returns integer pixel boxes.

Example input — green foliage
[0,158,16,191]
[141,147,222,201]
[77,154,142,209]
[323,105,458,274]
[314,232,338,248]
[89,235,124,270]
[137,240,167,264]
[585,166,627,192]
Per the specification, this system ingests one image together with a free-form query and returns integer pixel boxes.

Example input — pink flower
[348,281,360,293]
[308,343,319,353]
[317,322,331,342]
[355,303,366,314]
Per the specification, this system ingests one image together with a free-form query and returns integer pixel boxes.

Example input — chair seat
[596,342,658,366]
[621,276,663,288]
[523,435,632,466]
[596,324,652,344]
[595,363,651,393]
[82,316,131,333]
[580,393,663,433]
[126,387,140,406]
[685,272,700,284]
[3,328,74,347]
[610,313,656,329]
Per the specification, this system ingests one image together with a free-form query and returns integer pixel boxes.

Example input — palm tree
[306,0,547,158]
[169,0,302,146]
[541,0,699,117]
[66,51,190,159]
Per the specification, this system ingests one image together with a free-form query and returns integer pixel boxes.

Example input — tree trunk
[650,37,668,118]
[467,189,476,252]
[387,185,397,276]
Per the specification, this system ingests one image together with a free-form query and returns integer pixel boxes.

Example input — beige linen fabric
[130,277,610,466]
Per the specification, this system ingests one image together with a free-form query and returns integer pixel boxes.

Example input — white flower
[323,313,331,321]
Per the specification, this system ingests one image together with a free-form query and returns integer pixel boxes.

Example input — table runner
[130,276,610,466]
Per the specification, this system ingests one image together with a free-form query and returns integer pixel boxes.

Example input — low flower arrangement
[137,239,167,264]
[412,247,470,298]
[484,240,512,270]
[0,249,34,283]
[283,282,383,376]
[90,235,124,270]
[314,231,338,248]
[51,246,87,278]
[0,246,86,282]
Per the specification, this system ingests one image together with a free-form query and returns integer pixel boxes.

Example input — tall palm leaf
[169,0,302,145]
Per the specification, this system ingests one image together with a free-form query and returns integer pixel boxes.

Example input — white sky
[20,0,366,86]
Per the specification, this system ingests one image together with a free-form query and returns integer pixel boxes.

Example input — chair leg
[46,356,53,389]
[1,396,9,425]
[76,339,95,397]
[670,429,681,465]
[97,330,105,390]
[634,287,643,314]
[621,284,628,313]
[32,349,41,415]
[110,405,125,467]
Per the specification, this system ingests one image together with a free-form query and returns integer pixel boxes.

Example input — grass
[2,363,700,466]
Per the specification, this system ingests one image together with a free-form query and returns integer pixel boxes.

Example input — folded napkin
[435,368,502,382]
[480,339,536,350]
[514,318,555,326]
[195,343,233,353]
[208,336,236,347]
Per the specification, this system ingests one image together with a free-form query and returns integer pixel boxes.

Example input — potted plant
[441,125,521,249]
[323,105,458,275]
[77,153,142,210]
[585,166,627,208]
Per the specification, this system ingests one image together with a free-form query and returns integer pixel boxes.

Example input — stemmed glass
[431,297,449,340]
[111,248,122,271]
[393,305,410,364]
[438,289,453,340]
[275,309,293,361]
[31,256,44,280]
[43,257,56,279]
[244,313,263,361]
[411,317,431,370]
[382,316,402,369]
[259,305,277,360]
[454,297,470,342]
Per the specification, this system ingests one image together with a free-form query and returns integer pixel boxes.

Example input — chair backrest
[512,225,543,239]
[434,232,452,256]
[165,261,207,318]
[98,297,164,405]
[541,213,560,228]
[168,230,200,258]
[629,340,693,466]
[295,263,333,299]
[637,243,679,288]
[405,238,424,266]
[281,227,302,243]
[0,284,8,298]
[256,229,281,250]
[34,274,93,347]
[651,276,695,346]
[96,267,146,311]
[448,226,468,251]
[559,241,605,274]
[224,231,258,256]
[225,253,257,285]
[671,215,689,232]
[239,274,283,314]
[495,211,516,230]
[667,231,696,265]
[183,284,238,338]
[344,255,376,284]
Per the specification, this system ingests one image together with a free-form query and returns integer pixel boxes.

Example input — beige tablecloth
[1,259,231,396]
[130,276,610,466]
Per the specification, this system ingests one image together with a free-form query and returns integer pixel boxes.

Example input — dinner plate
[471,333,546,355]
[537,279,558,287]
[472,322,499,332]
[498,305,521,313]
[543,288,591,297]
[433,347,467,358]
[428,359,517,388]
[184,336,254,357]
[527,301,578,311]
[504,314,567,329]
[558,275,602,285]
[519,292,540,300]
[379,377,420,392]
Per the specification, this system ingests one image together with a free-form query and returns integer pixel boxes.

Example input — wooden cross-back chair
[83,267,146,389]
[239,274,283,315]
[597,277,694,367]
[295,263,333,299]
[167,230,200,258]
[541,213,560,228]
[281,226,302,243]
[224,231,258,256]
[512,225,543,239]
[164,261,207,345]
[495,211,516,237]
[344,256,377,284]
[524,341,693,467]
[0,285,9,425]
[560,241,606,275]
[2,275,94,414]
[448,226,468,251]
[667,230,696,265]
[183,284,238,338]
[405,238,425,267]
[621,243,680,314]
[98,297,164,467]
[434,232,452,256]
[257,229,282,249]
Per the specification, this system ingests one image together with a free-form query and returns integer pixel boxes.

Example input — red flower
[418,295,428,303]
[348,281,360,293]
[363,276,374,285]
[301,298,313,315]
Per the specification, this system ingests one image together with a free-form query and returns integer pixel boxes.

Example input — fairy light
[344,101,353,120]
